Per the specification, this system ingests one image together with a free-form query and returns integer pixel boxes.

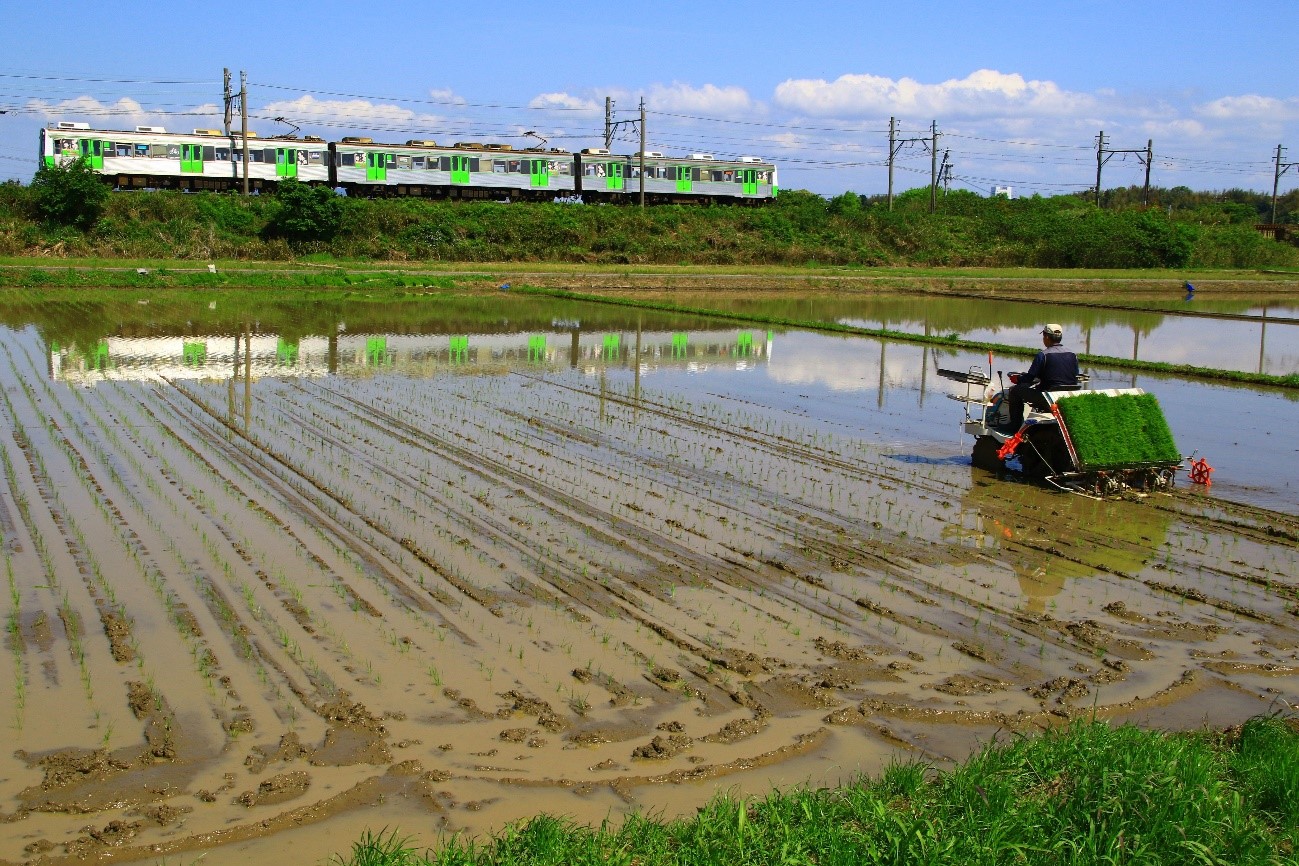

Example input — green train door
[78,139,104,170]
[606,162,624,191]
[276,148,298,178]
[742,168,758,195]
[366,152,388,181]
[450,155,471,184]
[529,158,549,188]
[675,165,693,193]
[180,144,204,174]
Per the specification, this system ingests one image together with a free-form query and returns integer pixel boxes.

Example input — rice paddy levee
[0,288,1295,864]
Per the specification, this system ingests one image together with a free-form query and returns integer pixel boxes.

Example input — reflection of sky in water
[839,315,1299,376]
[622,331,1299,514]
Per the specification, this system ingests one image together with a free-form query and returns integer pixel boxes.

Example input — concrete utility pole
[639,97,646,209]
[1273,144,1297,224]
[1095,130,1154,208]
[1095,130,1105,207]
[240,71,249,196]
[886,118,931,211]
[1143,139,1153,206]
[939,149,952,195]
[604,97,613,150]
[929,120,939,214]
[223,68,232,137]
[887,117,895,211]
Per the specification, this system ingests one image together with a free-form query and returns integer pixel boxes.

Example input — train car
[330,137,577,200]
[575,149,777,204]
[39,121,329,191]
[38,121,777,204]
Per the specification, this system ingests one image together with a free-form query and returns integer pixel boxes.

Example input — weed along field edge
[0,284,1296,864]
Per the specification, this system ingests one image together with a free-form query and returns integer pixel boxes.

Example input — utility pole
[1095,130,1105,207]
[887,117,895,211]
[1095,130,1153,208]
[604,97,614,150]
[1273,144,1297,224]
[886,118,930,211]
[240,71,249,196]
[638,97,646,209]
[940,149,952,195]
[1143,139,1153,206]
[223,68,232,137]
[929,120,939,214]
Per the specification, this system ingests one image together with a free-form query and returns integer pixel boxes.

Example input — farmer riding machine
[939,357,1184,496]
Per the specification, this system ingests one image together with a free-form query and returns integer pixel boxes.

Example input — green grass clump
[334,717,1298,866]
[1056,392,1182,470]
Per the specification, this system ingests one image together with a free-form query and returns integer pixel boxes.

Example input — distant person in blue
[1003,323,1079,430]
[1183,280,1195,302]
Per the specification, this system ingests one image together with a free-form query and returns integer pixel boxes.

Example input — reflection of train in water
[49,328,774,385]
[39,121,777,204]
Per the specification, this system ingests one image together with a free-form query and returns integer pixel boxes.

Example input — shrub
[264,179,344,243]
[28,159,109,230]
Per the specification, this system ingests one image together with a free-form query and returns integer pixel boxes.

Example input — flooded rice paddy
[665,290,1299,376]
[0,290,1296,864]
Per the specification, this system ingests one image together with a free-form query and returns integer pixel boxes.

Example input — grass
[333,716,1299,866]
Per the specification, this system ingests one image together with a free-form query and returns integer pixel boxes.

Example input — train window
[101,141,114,153]
[385,153,396,166]
[215,148,230,160]
[439,156,452,171]
[412,156,425,169]
[492,160,506,173]
[308,151,324,165]
[396,155,412,169]
[339,153,355,166]
[117,144,132,157]
[426,157,439,170]
[552,161,570,175]
[202,146,216,161]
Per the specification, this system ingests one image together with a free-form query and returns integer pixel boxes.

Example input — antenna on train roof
[523,130,548,148]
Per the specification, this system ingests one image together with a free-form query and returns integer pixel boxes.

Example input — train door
[529,158,549,188]
[366,152,388,181]
[742,168,758,195]
[450,155,471,184]
[675,164,693,193]
[276,148,298,178]
[606,162,624,191]
[181,144,205,174]
[78,139,104,170]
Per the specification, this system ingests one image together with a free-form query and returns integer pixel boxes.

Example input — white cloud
[774,69,1096,120]
[27,95,206,126]
[427,88,466,106]
[647,82,756,117]
[261,95,431,125]
[528,92,600,112]
[1197,94,1299,121]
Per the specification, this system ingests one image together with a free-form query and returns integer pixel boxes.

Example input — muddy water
[665,291,1299,376]
[0,292,1295,865]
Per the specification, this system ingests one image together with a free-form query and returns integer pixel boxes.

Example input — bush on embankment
[1,179,1297,269]
[334,717,1299,866]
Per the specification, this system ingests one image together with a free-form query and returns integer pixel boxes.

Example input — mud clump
[99,608,136,663]
[932,675,1008,696]
[235,771,311,807]
[632,734,694,760]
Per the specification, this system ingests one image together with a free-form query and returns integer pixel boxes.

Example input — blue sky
[3,0,1297,197]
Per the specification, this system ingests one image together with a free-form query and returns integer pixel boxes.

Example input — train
[39,121,778,204]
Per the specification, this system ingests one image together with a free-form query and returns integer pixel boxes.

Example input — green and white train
[39,121,777,204]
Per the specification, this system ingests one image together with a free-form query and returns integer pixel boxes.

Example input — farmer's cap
[1042,323,1064,339]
